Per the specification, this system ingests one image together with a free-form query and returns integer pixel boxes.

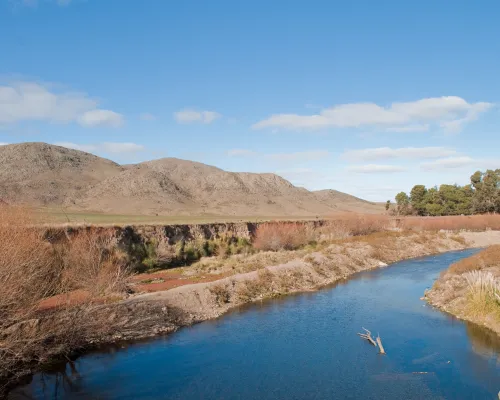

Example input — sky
[1,0,499,201]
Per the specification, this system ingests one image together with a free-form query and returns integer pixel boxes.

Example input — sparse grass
[36,208,321,226]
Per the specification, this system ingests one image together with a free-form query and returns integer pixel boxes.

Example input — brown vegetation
[400,214,500,232]
[426,245,500,338]
[0,206,131,393]
[253,222,315,251]
[447,245,500,275]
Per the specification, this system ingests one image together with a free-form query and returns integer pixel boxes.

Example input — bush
[0,205,131,387]
[400,214,500,232]
[253,222,312,251]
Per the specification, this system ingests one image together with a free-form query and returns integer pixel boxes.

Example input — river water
[10,249,500,399]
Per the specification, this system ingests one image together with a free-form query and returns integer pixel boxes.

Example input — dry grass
[400,214,500,232]
[447,245,500,275]
[464,271,500,319]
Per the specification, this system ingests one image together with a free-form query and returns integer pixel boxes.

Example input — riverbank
[425,244,500,337]
[3,230,500,397]
[2,231,499,394]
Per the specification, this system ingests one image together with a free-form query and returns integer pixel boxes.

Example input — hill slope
[0,143,383,216]
[0,143,123,205]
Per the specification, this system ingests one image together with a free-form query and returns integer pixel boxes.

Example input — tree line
[388,169,500,216]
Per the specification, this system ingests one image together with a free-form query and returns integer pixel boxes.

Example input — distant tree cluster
[390,169,500,216]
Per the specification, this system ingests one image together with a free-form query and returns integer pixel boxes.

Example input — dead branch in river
[376,334,386,355]
[357,327,377,347]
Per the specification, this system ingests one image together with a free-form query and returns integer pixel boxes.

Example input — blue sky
[1,0,499,201]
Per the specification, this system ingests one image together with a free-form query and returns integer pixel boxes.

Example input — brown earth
[0,142,383,216]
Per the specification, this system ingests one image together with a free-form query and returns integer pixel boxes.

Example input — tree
[395,192,410,215]
[424,187,443,216]
[471,170,500,213]
[410,185,428,216]
[385,200,391,211]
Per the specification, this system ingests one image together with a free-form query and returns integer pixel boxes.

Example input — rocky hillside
[0,143,383,216]
[0,142,123,206]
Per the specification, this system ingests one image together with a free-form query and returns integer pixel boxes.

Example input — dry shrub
[253,222,313,251]
[448,245,500,275]
[0,205,130,390]
[400,214,500,232]
[60,230,130,297]
[319,214,389,240]
[210,283,231,306]
[0,206,61,328]
[236,269,275,301]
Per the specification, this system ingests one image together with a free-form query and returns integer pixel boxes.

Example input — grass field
[37,208,323,226]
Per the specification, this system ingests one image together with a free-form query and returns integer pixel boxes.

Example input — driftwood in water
[376,335,386,355]
[357,328,377,347]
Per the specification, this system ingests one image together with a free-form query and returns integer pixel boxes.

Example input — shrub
[210,284,231,306]
[59,230,130,297]
[0,206,129,388]
[400,214,500,232]
[253,222,312,251]
[320,214,389,239]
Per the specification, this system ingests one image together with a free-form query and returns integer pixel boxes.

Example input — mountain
[0,143,123,206]
[0,143,384,216]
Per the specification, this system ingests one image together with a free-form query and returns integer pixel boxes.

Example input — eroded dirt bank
[114,231,500,338]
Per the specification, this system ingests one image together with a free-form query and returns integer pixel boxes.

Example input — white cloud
[385,124,430,133]
[346,164,407,174]
[174,109,221,124]
[421,156,477,171]
[0,143,8,146]
[342,147,457,162]
[78,110,124,128]
[226,149,330,162]
[227,149,257,157]
[140,113,156,121]
[0,81,123,128]
[253,96,493,133]
[266,150,330,162]
[55,142,144,154]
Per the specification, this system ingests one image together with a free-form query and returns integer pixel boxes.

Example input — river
[9,249,500,399]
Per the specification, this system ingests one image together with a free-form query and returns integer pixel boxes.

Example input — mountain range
[0,143,383,216]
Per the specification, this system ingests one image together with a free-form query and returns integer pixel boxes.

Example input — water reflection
[466,322,500,362]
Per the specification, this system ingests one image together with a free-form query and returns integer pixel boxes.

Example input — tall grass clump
[464,270,500,318]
